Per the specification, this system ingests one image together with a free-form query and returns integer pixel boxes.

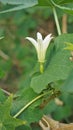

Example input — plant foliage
[0,0,73,130]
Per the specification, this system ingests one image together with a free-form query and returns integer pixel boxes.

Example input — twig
[62,14,67,33]
[39,115,73,130]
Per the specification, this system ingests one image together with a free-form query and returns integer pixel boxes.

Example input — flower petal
[37,32,43,40]
[26,37,38,49]
[43,34,53,50]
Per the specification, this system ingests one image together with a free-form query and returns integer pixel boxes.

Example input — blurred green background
[0,6,54,92]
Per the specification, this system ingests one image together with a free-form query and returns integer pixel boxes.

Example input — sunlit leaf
[0,0,38,5]
[0,95,26,130]
[0,0,38,13]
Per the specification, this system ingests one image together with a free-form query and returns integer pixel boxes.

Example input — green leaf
[53,105,72,120]
[16,125,32,130]
[38,0,73,6]
[54,0,73,4]
[62,70,73,93]
[0,0,38,13]
[0,95,26,130]
[31,34,73,93]
[51,0,73,14]
[0,0,38,5]
[38,0,52,6]
[64,42,73,51]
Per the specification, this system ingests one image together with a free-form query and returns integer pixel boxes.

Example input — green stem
[53,7,61,35]
[40,63,44,74]
[13,91,51,118]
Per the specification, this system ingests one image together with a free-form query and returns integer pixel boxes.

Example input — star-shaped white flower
[26,32,53,63]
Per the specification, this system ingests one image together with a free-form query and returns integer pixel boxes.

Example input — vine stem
[13,91,51,118]
[53,7,61,35]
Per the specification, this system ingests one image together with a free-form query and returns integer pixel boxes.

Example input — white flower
[26,32,53,63]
